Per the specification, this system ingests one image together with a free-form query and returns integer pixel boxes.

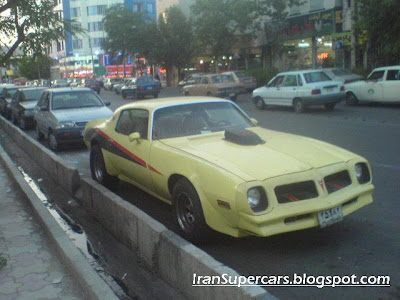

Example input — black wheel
[324,103,336,111]
[97,90,100,94]
[19,116,27,129]
[11,113,17,125]
[154,93,159,98]
[115,89,119,95]
[184,91,190,96]
[345,93,358,106]
[122,92,127,99]
[48,131,59,151]
[90,144,118,188]
[206,91,212,97]
[172,179,212,243]
[255,97,265,110]
[35,123,44,141]
[293,98,305,113]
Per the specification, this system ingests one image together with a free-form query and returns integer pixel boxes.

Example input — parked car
[252,70,345,113]
[182,73,242,101]
[52,79,70,88]
[84,97,374,242]
[114,78,135,95]
[178,73,204,93]
[83,78,101,94]
[121,76,160,99]
[0,85,26,119]
[345,65,400,105]
[104,78,123,91]
[222,70,257,92]
[33,88,113,151]
[322,68,364,84]
[10,87,46,129]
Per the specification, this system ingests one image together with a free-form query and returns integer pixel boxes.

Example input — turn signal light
[340,85,345,91]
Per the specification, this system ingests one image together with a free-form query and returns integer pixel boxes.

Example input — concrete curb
[0,142,118,300]
[0,115,276,300]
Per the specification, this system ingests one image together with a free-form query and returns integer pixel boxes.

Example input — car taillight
[340,85,345,91]
[311,89,321,95]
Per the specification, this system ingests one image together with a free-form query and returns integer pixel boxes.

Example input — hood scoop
[224,128,265,145]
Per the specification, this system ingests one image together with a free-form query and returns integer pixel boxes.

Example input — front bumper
[302,93,345,105]
[238,184,373,237]
[53,127,85,145]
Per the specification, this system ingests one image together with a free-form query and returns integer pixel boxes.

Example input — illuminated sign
[317,52,329,60]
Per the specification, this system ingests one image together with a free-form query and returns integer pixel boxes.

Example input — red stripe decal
[96,129,163,175]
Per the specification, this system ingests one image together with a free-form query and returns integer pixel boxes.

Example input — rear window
[52,91,103,110]
[22,89,45,101]
[303,72,332,83]
[235,71,249,78]
[331,69,353,76]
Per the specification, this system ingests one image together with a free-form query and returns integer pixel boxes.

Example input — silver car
[33,88,113,151]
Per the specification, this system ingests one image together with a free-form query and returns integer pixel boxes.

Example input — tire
[255,97,265,110]
[48,131,59,152]
[184,91,190,96]
[19,116,27,129]
[324,103,336,111]
[35,123,44,141]
[115,89,119,95]
[206,91,212,97]
[122,92,127,99]
[345,93,359,106]
[90,144,118,189]
[97,90,100,95]
[11,113,17,125]
[293,98,305,113]
[172,178,212,243]
[154,93,159,98]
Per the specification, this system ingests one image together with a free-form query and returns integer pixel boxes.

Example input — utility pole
[89,37,94,77]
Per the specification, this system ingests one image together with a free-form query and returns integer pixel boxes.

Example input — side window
[297,75,303,86]
[11,91,19,102]
[282,75,298,87]
[195,77,202,84]
[115,109,149,139]
[267,75,285,87]
[367,71,385,81]
[386,70,400,81]
[43,93,50,109]
[201,77,209,84]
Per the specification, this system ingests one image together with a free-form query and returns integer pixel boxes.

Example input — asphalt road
[26,88,400,300]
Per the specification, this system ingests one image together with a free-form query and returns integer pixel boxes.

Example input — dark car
[121,76,160,99]
[10,87,46,129]
[0,85,27,119]
[83,78,101,94]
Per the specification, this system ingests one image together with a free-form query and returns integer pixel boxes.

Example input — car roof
[18,87,47,92]
[45,87,93,93]
[114,97,232,114]
[277,69,328,76]
[372,65,400,71]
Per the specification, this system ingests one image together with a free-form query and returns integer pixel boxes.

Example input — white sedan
[252,70,345,113]
[345,65,400,105]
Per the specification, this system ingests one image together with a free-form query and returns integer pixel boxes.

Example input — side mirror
[40,106,48,112]
[104,102,111,107]
[128,132,141,142]
[250,118,258,126]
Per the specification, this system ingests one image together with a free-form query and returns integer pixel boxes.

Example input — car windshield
[51,91,104,110]
[22,89,45,101]
[331,69,353,76]
[111,78,122,83]
[212,75,235,83]
[303,71,332,83]
[152,102,253,139]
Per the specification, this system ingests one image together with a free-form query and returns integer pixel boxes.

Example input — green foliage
[18,55,51,79]
[247,67,278,87]
[356,0,400,66]
[0,0,83,66]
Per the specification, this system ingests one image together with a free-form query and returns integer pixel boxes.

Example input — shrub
[247,67,278,87]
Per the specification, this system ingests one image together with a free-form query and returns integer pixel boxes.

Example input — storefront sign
[283,9,336,39]
[332,32,351,47]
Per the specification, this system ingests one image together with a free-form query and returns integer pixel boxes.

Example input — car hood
[161,127,358,181]
[20,101,38,110]
[52,106,113,123]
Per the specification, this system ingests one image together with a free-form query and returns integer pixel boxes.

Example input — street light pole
[89,37,94,77]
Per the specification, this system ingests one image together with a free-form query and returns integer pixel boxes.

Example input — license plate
[325,87,334,92]
[318,206,343,228]
[147,86,153,90]
[229,93,235,97]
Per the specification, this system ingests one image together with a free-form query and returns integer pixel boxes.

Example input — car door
[10,90,20,117]
[278,74,298,106]
[261,75,285,105]
[112,109,153,190]
[34,92,50,133]
[363,70,385,101]
[384,69,400,102]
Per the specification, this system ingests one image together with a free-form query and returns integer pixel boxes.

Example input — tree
[102,4,147,77]
[18,54,51,79]
[0,0,82,67]
[356,0,400,66]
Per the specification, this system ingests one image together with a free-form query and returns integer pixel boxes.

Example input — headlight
[247,187,268,212]
[354,163,371,184]
[57,121,76,129]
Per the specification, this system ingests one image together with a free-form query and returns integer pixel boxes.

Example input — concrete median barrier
[1,116,274,300]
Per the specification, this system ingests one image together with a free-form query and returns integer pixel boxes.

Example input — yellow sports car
[83,97,374,242]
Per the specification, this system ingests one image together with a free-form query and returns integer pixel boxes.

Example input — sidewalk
[0,161,85,300]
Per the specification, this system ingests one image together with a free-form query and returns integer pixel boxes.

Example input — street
[23,88,400,299]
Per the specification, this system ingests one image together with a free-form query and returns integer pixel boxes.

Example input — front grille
[275,181,318,204]
[75,121,88,127]
[284,213,312,224]
[324,171,351,194]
